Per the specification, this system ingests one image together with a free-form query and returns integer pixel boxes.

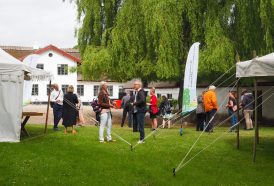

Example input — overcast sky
[0,0,77,48]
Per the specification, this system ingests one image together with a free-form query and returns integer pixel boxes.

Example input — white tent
[236,53,274,78]
[0,49,51,142]
[236,52,274,162]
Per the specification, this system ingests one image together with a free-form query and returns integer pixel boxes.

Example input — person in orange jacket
[203,85,218,132]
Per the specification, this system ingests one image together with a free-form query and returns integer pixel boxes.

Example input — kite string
[209,65,236,88]
[215,73,236,88]
[213,86,274,130]
[133,65,237,148]
[63,98,132,146]
[132,109,183,149]
[175,90,274,173]
[133,75,240,149]
[174,78,241,171]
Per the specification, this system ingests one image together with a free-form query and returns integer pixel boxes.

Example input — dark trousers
[205,109,217,132]
[196,113,206,131]
[53,103,62,128]
[121,109,133,127]
[133,112,145,140]
[95,112,100,122]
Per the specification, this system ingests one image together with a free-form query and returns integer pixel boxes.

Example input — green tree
[74,0,274,106]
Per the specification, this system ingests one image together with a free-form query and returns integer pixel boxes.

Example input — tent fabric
[0,49,51,142]
[0,75,24,142]
[0,49,25,142]
[236,53,274,78]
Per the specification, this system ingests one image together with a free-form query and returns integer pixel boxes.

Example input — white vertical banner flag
[182,42,200,114]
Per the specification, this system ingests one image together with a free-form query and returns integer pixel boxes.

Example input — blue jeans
[137,112,145,140]
[53,103,62,128]
[228,109,238,127]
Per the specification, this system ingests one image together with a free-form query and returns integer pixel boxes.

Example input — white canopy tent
[236,53,274,78]
[236,52,274,162]
[0,49,51,142]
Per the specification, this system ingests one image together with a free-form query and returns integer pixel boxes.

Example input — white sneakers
[137,140,145,144]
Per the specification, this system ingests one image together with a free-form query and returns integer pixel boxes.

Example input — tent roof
[0,48,52,80]
[236,53,274,78]
[0,48,28,74]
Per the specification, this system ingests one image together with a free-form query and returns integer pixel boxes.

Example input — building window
[57,64,68,75]
[62,85,69,94]
[32,84,39,96]
[119,86,123,93]
[108,86,113,97]
[157,93,161,98]
[167,94,172,99]
[46,84,51,95]
[36,64,44,70]
[94,85,99,97]
[77,85,84,96]
[49,53,53,57]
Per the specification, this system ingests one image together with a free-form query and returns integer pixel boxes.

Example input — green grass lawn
[0,125,274,186]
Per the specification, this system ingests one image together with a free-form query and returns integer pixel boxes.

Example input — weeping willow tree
[75,0,122,53]
[110,0,182,82]
[74,0,273,103]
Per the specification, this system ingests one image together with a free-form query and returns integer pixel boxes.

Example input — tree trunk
[178,77,184,109]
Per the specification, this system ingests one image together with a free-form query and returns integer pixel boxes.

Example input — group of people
[97,80,147,144]
[97,80,174,144]
[196,85,254,132]
[50,84,85,134]
[50,81,255,144]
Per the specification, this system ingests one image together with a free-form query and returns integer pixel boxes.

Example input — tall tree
[75,0,274,105]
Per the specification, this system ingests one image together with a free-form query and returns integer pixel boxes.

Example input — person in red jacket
[148,87,158,130]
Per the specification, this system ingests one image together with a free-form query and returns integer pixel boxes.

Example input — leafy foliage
[74,0,274,84]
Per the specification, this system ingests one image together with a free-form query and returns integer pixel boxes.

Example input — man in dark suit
[132,80,146,144]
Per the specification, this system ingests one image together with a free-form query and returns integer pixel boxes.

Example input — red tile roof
[0,45,81,63]
[20,44,81,63]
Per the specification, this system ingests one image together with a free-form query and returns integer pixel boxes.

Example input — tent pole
[44,80,51,134]
[253,78,258,162]
[236,78,240,150]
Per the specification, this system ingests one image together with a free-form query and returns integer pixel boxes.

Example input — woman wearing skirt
[62,85,79,134]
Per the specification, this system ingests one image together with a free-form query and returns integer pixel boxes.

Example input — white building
[76,80,124,103]
[19,45,124,104]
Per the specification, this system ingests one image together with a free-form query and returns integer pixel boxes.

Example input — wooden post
[44,80,51,133]
[236,79,240,149]
[253,78,258,162]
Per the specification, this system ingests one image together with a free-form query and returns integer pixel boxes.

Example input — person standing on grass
[196,93,206,131]
[226,91,238,132]
[132,80,146,144]
[98,81,115,143]
[50,84,64,131]
[76,95,85,127]
[159,96,173,129]
[203,85,218,132]
[148,87,158,130]
[121,91,133,128]
[62,85,79,134]
[241,89,254,130]
[240,91,246,129]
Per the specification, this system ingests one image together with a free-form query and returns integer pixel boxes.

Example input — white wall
[77,81,124,103]
[29,50,78,102]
